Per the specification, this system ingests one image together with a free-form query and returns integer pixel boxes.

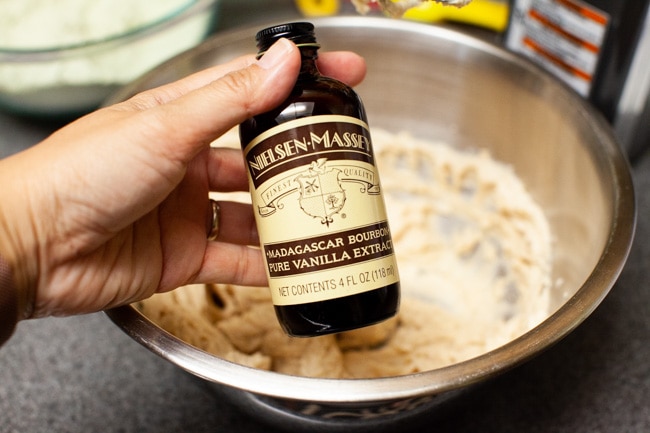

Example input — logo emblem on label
[295,158,345,226]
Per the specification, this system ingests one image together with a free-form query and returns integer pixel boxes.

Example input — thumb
[147,38,301,160]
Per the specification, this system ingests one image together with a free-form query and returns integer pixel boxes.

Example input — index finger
[121,51,367,112]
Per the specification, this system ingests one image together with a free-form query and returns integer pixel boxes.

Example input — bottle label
[242,114,399,306]
[505,0,610,97]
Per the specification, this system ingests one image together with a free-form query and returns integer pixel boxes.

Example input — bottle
[239,22,400,337]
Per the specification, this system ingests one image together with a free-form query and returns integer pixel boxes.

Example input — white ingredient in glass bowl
[0,0,214,94]
[1,0,191,49]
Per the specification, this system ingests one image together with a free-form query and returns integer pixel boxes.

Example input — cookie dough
[138,128,552,379]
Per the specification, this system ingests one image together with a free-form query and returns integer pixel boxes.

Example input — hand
[0,39,366,319]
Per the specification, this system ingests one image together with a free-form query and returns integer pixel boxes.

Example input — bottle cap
[256,22,320,59]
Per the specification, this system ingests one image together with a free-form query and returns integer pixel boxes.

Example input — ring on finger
[207,199,221,241]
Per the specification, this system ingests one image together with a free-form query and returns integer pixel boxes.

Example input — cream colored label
[242,114,399,306]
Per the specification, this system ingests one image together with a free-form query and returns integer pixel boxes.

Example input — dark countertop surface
[1,6,649,433]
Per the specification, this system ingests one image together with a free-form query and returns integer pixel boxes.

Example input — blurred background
[200,0,650,161]
[1,0,648,159]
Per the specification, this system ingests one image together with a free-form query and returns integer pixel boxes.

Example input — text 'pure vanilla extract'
[239,22,400,337]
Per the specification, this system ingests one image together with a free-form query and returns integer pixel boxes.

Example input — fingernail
[257,38,293,70]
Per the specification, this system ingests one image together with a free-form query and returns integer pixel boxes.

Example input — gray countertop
[1,8,649,433]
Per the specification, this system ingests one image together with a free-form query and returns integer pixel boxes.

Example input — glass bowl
[0,0,220,119]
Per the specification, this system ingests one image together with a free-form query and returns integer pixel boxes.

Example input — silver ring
[207,199,220,241]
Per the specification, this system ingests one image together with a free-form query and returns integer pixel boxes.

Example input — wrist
[0,252,19,345]
[0,158,39,323]
[0,235,36,322]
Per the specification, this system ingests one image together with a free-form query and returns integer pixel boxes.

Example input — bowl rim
[0,0,218,61]
[105,16,637,404]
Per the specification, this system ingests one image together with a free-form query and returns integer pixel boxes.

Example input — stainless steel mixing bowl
[105,17,635,432]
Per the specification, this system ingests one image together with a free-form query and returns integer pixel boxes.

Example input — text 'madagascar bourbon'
[241,115,399,305]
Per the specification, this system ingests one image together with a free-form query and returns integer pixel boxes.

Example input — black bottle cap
[255,22,320,58]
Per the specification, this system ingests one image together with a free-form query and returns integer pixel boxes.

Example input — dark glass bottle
[239,22,400,337]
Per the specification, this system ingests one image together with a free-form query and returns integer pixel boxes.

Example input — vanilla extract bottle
[239,22,400,337]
